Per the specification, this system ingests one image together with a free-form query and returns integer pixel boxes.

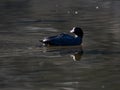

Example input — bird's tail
[39,40,50,46]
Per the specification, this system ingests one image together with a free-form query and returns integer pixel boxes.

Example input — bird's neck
[75,35,78,37]
[75,35,83,38]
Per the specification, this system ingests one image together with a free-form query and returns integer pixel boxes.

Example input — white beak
[70,28,75,33]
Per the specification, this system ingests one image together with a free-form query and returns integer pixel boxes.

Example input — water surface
[0,0,120,90]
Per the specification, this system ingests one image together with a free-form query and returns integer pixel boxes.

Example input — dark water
[0,0,120,90]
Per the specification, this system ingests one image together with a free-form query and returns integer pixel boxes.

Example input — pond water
[0,0,120,90]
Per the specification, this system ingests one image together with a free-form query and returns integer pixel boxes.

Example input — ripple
[25,26,58,32]
[17,18,67,24]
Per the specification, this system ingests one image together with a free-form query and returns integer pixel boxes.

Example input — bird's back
[42,33,82,46]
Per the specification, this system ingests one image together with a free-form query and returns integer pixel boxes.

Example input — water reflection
[70,50,83,61]
[41,46,83,61]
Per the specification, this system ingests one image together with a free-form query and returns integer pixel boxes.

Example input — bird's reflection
[70,50,83,61]
[42,45,83,61]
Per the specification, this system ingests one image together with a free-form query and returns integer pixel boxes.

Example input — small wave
[17,18,67,24]
[25,26,58,32]
[84,50,120,55]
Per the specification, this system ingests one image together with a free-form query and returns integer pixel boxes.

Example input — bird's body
[40,27,83,46]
